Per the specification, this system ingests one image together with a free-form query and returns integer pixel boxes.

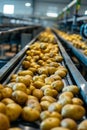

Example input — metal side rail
[53,31,87,105]
[58,34,87,67]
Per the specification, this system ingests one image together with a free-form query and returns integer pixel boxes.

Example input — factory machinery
[0,28,87,130]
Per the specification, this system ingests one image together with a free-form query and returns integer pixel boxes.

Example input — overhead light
[46,13,58,17]
[25,3,31,7]
[3,4,14,14]
[85,10,87,15]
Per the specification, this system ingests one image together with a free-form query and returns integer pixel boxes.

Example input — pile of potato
[0,29,86,130]
[56,30,87,56]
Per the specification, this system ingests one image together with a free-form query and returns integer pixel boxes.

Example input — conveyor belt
[53,31,87,105]
[0,30,87,130]
[58,34,87,67]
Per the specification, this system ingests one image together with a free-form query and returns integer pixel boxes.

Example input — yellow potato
[45,77,54,85]
[41,96,56,103]
[61,118,77,130]
[62,85,79,95]
[54,55,63,62]
[78,120,87,130]
[27,95,38,101]
[51,127,70,130]
[12,83,27,93]
[18,70,33,76]
[40,111,50,120]
[22,106,40,122]
[16,76,31,87]
[22,60,30,69]
[1,98,15,105]
[8,128,22,130]
[58,96,72,106]
[50,74,61,80]
[51,80,64,91]
[0,102,6,114]
[40,101,51,110]
[59,92,74,100]
[12,90,28,105]
[72,98,84,106]
[48,102,62,113]
[55,70,66,78]
[0,113,10,130]
[26,99,41,112]
[32,89,43,100]
[44,88,55,97]
[40,117,60,130]
[61,104,85,120]
[1,87,12,98]
[50,112,62,120]
[41,85,52,92]
[33,81,45,89]
[6,103,22,121]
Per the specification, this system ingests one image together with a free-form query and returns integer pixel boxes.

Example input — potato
[12,83,27,93]
[8,128,22,130]
[50,74,61,80]
[41,96,56,103]
[50,112,62,120]
[32,89,43,100]
[6,103,22,121]
[72,98,84,106]
[55,70,66,78]
[45,77,54,85]
[12,90,28,105]
[18,70,33,76]
[0,102,6,114]
[40,111,50,120]
[38,67,48,75]
[7,82,16,88]
[26,88,31,95]
[48,102,62,113]
[40,117,60,130]
[26,99,41,112]
[0,113,10,130]
[44,88,57,97]
[59,92,74,100]
[47,67,57,75]
[33,81,45,89]
[28,95,38,101]
[29,85,36,92]
[16,76,31,87]
[22,60,30,69]
[1,98,15,105]
[61,104,85,120]
[51,127,70,130]
[54,55,63,62]
[62,85,79,95]
[41,85,52,92]
[61,118,77,130]
[0,84,4,89]
[1,87,12,98]
[22,106,40,122]
[58,96,72,106]
[51,80,64,91]
[40,101,51,110]
[78,120,87,130]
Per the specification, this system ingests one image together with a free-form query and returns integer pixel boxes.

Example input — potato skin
[22,106,40,122]
[1,98,15,105]
[61,118,77,130]
[12,90,28,105]
[78,120,87,130]
[6,103,22,121]
[40,117,60,130]
[0,113,10,130]
[61,104,85,120]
